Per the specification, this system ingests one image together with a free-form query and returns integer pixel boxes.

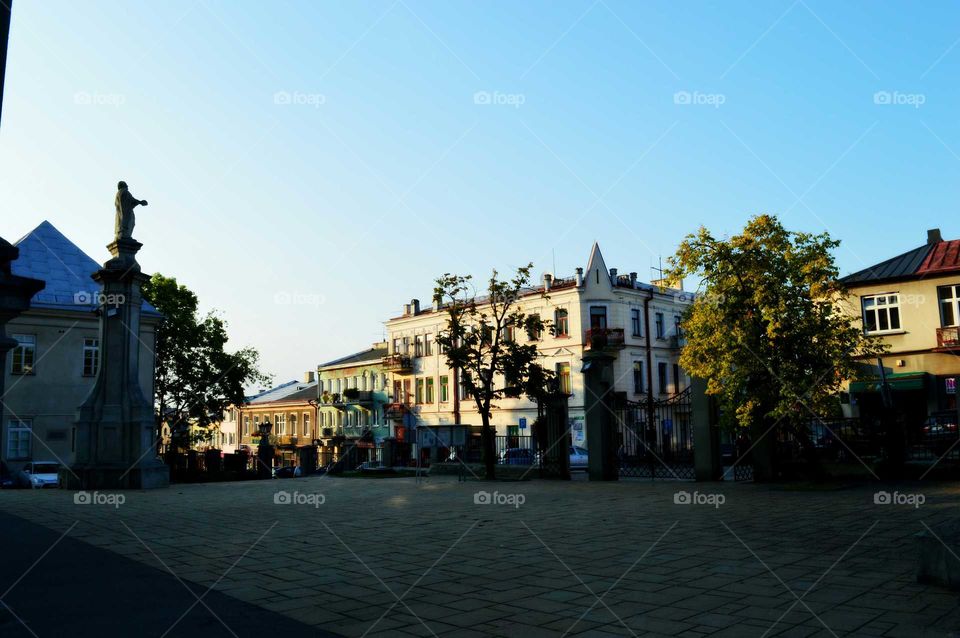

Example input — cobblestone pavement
[2,476,959,637]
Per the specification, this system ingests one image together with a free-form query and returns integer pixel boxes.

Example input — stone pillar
[583,350,618,481]
[62,237,169,489]
[541,394,570,479]
[0,237,45,463]
[691,377,722,481]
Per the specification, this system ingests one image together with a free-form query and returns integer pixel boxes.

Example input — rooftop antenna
[651,256,665,283]
[552,248,556,276]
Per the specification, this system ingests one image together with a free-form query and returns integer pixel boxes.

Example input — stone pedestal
[583,350,618,481]
[691,377,723,481]
[918,520,960,590]
[62,237,169,489]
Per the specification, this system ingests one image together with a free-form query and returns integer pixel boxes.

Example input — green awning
[849,372,927,393]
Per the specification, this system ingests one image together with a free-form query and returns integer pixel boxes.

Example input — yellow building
[841,228,960,426]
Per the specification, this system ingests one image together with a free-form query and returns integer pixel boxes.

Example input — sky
[3,1,960,382]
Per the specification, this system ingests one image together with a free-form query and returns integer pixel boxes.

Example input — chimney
[928,228,943,245]
[403,303,411,316]
[432,296,441,312]
[411,299,420,315]
[629,272,637,288]
[609,268,618,285]
[575,267,584,287]
[543,273,553,291]
[304,371,315,384]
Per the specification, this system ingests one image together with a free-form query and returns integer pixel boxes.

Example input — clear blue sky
[3,1,960,380]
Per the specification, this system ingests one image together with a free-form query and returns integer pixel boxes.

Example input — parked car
[17,461,60,488]
[0,461,16,489]
[923,417,958,439]
[569,446,589,469]
[272,466,297,479]
[499,448,537,465]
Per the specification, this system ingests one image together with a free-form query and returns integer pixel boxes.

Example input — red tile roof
[917,239,960,275]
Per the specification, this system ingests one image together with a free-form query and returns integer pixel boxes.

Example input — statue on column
[114,181,148,241]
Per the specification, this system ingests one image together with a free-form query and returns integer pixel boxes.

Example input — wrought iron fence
[615,388,695,480]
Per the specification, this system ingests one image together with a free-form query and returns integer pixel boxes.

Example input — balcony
[383,353,413,373]
[937,326,960,349]
[320,390,374,406]
[669,333,687,348]
[584,328,626,351]
[385,402,408,420]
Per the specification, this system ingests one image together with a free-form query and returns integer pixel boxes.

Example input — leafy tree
[142,274,271,451]
[667,215,885,479]
[433,265,553,479]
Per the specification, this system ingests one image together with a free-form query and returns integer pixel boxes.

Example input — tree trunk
[481,412,496,480]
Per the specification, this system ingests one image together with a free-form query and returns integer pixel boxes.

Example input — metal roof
[840,243,933,285]
[319,346,387,370]
[12,220,160,316]
[246,379,317,404]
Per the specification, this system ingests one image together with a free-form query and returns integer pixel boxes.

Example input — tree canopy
[143,274,271,448]
[433,264,553,478]
[667,215,885,435]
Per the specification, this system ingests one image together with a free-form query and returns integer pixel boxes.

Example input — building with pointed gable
[383,243,690,452]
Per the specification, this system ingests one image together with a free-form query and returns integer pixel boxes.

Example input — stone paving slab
[1,476,960,636]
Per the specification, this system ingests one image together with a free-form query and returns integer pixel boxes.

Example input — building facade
[840,228,960,426]
[383,243,689,450]
[2,221,161,472]
[237,375,318,467]
[316,344,391,445]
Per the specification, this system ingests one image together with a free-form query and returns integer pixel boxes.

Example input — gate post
[583,350,618,481]
[691,377,722,481]
[540,393,571,479]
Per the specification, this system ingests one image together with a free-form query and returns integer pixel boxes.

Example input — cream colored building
[383,243,689,449]
[840,228,960,425]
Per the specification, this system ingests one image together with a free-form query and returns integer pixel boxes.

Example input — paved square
[2,476,959,637]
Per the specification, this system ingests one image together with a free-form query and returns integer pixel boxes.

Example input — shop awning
[849,372,927,393]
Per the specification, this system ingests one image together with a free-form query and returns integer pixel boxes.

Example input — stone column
[583,350,618,481]
[62,237,169,489]
[0,238,45,462]
[691,377,722,481]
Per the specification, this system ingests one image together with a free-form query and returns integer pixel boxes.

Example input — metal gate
[615,388,695,480]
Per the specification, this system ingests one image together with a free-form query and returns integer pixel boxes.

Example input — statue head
[117,181,128,190]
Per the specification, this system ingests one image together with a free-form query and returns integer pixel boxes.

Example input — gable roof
[246,379,317,404]
[319,345,387,370]
[12,221,160,315]
[916,239,960,276]
[584,241,613,292]
[840,243,933,285]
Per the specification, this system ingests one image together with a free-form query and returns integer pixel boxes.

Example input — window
[658,362,668,394]
[504,324,515,342]
[82,337,99,377]
[631,309,642,337]
[673,363,681,394]
[526,314,542,341]
[674,315,682,336]
[275,413,285,435]
[555,309,569,336]
[556,362,571,394]
[633,361,644,394]
[426,377,435,403]
[424,334,433,356]
[939,285,960,327]
[289,414,297,434]
[416,378,424,404]
[414,336,423,357]
[243,415,250,435]
[7,418,31,459]
[440,375,449,402]
[392,338,400,354]
[862,294,901,333]
[655,313,665,339]
[589,306,607,330]
[11,334,35,375]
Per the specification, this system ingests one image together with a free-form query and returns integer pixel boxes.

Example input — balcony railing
[320,390,374,405]
[937,326,960,348]
[584,328,626,351]
[385,402,408,420]
[383,353,413,373]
